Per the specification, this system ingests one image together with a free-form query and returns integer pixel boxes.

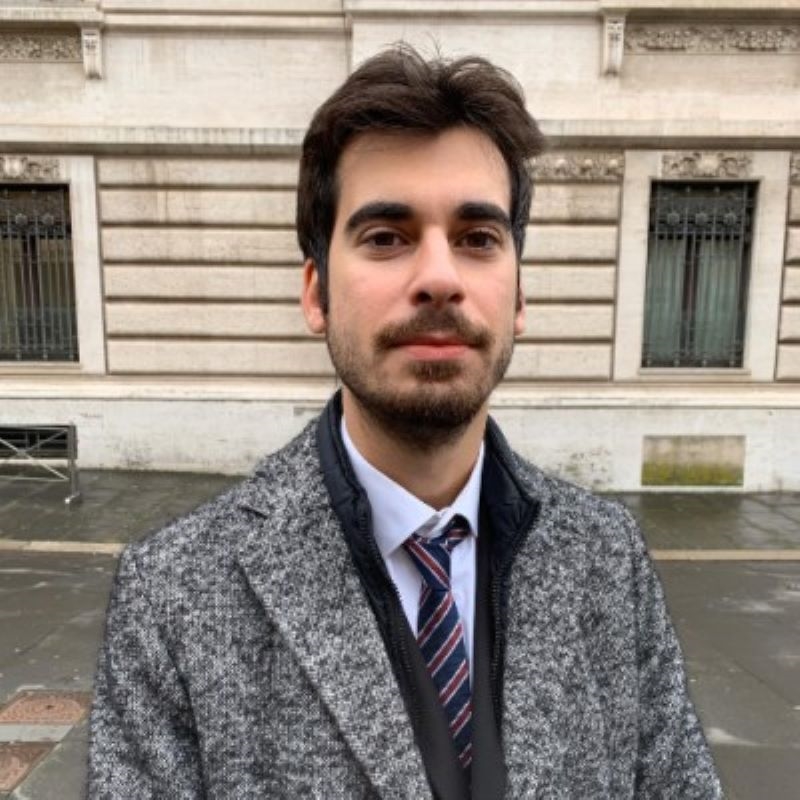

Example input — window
[642,182,755,368]
[0,184,78,361]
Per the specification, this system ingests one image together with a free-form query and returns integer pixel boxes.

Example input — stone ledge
[601,0,800,14]
[345,0,597,17]
[0,8,102,25]
[4,122,800,155]
[0,4,343,33]
[1,376,800,408]
[0,125,304,156]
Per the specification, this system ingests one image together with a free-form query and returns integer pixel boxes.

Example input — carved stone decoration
[662,152,752,179]
[626,24,800,53]
[531,152,625,182]
[0,31,81,62]
[603,15,626,76]
[789,153,800,183]
[81,26,102,79]
[0,156,61,182]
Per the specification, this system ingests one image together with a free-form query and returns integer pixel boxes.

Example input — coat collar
[233,418,431,800]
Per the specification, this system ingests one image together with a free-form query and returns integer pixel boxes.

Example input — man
[89,46,722,798]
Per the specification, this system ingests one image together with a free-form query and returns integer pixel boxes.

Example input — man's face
[302,126,525,445]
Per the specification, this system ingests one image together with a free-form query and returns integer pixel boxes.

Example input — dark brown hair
[297,44,545,308]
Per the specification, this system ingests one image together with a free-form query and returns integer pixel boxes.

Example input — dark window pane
[0,185,78,361]
[642,182,754,368]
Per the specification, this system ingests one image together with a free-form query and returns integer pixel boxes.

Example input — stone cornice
[601,0,800,14]
[96,14,344,33]
[2,1,798,27]
[596,1,800,77]
[0,125,306,156]
[5,123,800,156]
[0,4,343,34]
[344,0,597,16]
[0,7,102,26]
[347,0,800,16]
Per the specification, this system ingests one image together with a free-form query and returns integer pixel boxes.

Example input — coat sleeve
[622,510,724,799]
[88,546,204,799]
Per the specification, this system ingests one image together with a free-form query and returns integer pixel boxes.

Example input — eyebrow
[343,199,513,235]
[344,202,413,234]
[457,202,512,231]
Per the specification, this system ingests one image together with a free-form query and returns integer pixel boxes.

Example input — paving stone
[0,470,237,544]
[7,724,87,800]
[0,743,51,793]
[0,553,116,703]
[713,744,800,800]
[0,692,91,726]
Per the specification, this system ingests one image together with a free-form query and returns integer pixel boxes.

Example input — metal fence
[642,182,754,368]
[0,184,78,361]
[0,424,81,504]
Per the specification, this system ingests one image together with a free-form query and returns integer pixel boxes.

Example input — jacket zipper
[490,502,539,730]
[358,505,421,730]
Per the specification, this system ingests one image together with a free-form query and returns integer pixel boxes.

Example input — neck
[342,389,487,510]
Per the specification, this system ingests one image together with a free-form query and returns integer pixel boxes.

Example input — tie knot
[403,515,470,591]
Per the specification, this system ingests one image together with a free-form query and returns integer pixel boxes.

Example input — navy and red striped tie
[404,515,473,769]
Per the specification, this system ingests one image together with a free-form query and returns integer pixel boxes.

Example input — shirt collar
[341,416,483,560]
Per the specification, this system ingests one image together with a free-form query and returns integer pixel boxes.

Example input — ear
[514,283,526,337]
[301,259,327,334]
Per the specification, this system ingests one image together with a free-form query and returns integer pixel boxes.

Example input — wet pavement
[0,469,799,798]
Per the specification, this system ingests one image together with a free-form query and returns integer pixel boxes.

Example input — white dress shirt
[341,417,483,675]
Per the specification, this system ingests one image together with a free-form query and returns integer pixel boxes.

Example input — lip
[394,336,471,360]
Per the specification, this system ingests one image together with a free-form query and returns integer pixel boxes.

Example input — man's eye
[364,231,403,248]
[459,230,500,250]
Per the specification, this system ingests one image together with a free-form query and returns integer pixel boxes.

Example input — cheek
[470,275,519,315]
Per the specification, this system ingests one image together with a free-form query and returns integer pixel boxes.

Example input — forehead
[334,127,511,218]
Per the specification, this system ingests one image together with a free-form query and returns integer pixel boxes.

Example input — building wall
[781,164,800,378]
[1,0,799,489]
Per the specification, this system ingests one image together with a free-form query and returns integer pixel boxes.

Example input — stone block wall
[98,156,332,376]
[520,151,623,380]
[98,150,625,382]
[779,158,800,379]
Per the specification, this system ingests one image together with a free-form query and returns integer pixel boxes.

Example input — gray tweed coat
[89,413,722,799]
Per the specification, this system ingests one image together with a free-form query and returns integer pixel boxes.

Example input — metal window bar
[0,424,81,504]
[642,182,754,368]
[0,184,78,361]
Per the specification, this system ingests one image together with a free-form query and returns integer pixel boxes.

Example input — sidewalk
[1,470,799,799]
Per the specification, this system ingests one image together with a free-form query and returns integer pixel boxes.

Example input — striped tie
[403,515,473,769]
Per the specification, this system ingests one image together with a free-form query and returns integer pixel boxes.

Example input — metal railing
[642,182,754,369]
[0,424,81,504]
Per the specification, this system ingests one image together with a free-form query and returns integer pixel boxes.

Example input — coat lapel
[234,472,431,800]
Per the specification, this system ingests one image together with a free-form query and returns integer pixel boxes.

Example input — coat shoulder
[509,449,641,554]
[120,419,321,588]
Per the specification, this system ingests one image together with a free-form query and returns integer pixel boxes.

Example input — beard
[326,305,514,450]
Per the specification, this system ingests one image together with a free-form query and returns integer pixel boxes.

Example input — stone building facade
[1,0,799,490]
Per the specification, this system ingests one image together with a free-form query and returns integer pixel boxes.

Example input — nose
[407,229,465,307]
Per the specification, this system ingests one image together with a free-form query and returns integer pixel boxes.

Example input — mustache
[375,307,493,350]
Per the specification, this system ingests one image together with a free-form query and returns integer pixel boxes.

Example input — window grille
[0,184,78,361]
[642,182,754,368]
